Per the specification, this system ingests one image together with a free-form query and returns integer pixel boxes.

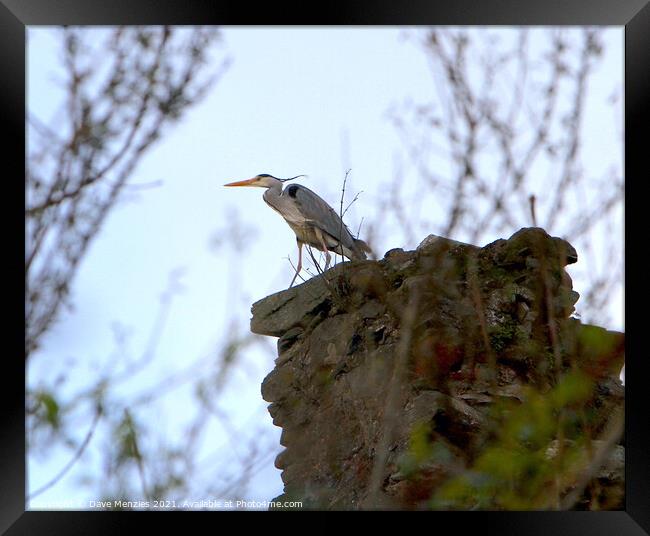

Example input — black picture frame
[5,0,648,533]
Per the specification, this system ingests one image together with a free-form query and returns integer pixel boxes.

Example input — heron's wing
[285,184,356,247]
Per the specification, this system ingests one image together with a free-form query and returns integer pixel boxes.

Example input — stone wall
[252,228,624,510]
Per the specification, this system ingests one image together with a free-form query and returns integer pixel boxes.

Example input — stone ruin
[251,228,625,510]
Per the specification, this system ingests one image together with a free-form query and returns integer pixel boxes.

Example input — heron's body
[262,181,367,260]
[224,173,371,287]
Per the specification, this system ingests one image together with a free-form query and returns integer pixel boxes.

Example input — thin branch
[529,194,538,226]
[29,404,103,500]
[366,293,421,506]
[356,217,365,240]
[559,406,624,510]
[337,169,351,265]
[286,255,308,286]
[342,190,363,219]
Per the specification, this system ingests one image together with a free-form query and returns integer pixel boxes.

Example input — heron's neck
[267,180,283,194]
[263,181,283,203]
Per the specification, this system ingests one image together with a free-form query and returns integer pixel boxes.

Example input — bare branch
[29,403,103,499]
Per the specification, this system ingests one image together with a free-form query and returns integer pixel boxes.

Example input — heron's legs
[323,247,331,271]
[289,241,303,288]
[314,229,332,271]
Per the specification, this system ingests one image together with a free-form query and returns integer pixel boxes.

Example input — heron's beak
[224,177,258,187]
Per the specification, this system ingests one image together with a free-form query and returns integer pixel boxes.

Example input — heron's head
[224,173,280,189]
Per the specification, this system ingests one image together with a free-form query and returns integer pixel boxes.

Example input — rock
[277,326,303,353]
[357,300,386,320]
[251,282,328,337]
[250,228,624,510]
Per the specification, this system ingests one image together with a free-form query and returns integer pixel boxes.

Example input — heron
[224,173,372,287]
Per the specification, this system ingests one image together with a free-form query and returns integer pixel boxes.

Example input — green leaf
[35,391,61,430]
[551,370,594,407]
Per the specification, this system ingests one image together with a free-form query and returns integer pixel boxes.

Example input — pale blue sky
[27,26,623,509]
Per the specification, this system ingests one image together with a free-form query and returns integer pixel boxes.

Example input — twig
[467,256,497,388]
[545,29,595,232]
[559,406,624,510]
[123,179,164,191]
[342,191,363,219]
[123,408,149,502]
[29,404,103,499]
[356,217,365,240]
[366,293,421,506]
[337,169,351,265]
[286,255,308,286]
[306,245,324,275]
[529,194,537,226]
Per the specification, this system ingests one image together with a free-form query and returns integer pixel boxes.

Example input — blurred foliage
[25,26,623,510]
[114,410,143,467]
[377,37,626,504]
[414,370,613,510]
[377,27,623,329]
[26,27,279,508]
[26,26,229,357]
[30,390,61,431]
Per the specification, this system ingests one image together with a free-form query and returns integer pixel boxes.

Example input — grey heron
[224,174,371,287]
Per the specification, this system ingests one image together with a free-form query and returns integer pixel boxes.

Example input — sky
[26,26,623,509]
